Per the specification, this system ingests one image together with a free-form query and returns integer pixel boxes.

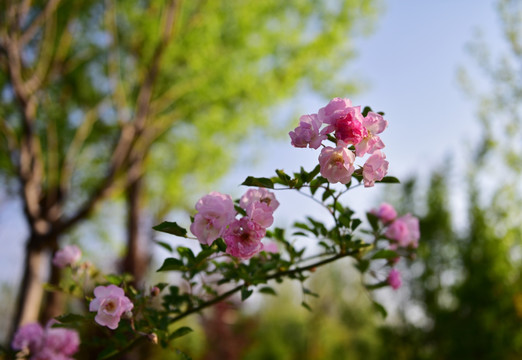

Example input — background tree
[378,0,522,358]
[0,0,379,342]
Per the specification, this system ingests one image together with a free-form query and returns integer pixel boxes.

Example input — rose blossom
[223,217,265,260]
[289,114,326,149]
[355,112,388,157]
[245,201,274,228]
[387,269,402,290]
[190,191,236,245]
[89,285,134,330]
[385,213,420,248]
[362,150,388,187]
[52,245,82,268]
[371,203,397,224]
[240,188,279,213]
[318,98,366,145]
[12,323,44,353]
[11,322,79,359]
[318,144,355,184]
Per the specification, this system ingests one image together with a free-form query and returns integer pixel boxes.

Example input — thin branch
[169,251,354,324]
[19,0,61,45]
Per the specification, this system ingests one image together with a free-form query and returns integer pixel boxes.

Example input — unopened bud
[123,311,133,319]
[147,333,158,345]
[150,286,160,297]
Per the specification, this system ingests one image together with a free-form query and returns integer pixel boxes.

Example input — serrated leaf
[177,247,195,261]
[154,240,173,253]
[156,258,185,272]
[241,176,274,189]
[322,189,335,202]
[371,249,399,260]
[241,286,253,301]
[169,326,193,340]
[153,221,188,238]
[258,286,277,295]
[378,176,400,184]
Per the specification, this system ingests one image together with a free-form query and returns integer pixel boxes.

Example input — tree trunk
[9,238,46,342]
[40,257,65,324]
[123,175,149,288]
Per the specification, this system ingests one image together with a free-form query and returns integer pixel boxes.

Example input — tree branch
[19,0,61,46]
[168,251,354,324]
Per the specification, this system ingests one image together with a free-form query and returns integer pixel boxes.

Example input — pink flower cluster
[190,188,279,259]
[12,321,80,359]
[371,203,421,290]
[289,98,389,187]
[89,285,134,330]
[52,245,82,268]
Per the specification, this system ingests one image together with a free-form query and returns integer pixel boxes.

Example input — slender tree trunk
[10,238,46,341]
[40,256,64,324]
[123,175,149,288]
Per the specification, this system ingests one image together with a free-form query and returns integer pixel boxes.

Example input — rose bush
[8,98,419,359]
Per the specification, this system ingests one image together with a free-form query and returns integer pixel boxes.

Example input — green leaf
[378,176,400,184]
[177,247,195,262]
[241,286,253,301]
[303,287,319,297]
[275,169,291,184]
[241,176,274,189]
[153,221,188,238]
[105,274,123,285]
[367,212,380,231]
[258,286,277,295]
[362,106,375,117]
[97,347,121,360]
[322,189,335,202]
[54,313,85,324]
[154,240,173,253]
[156,258,185,272]
[169,326,193,340]
[301,301,313,312]
[351,218,362,231]
[371,249,399,260]
[215,238,227,252]
[373,300,388,318]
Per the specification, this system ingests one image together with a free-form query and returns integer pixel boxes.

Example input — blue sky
[0,0,503,305]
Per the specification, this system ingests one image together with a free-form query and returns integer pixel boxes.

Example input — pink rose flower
[42,326,80,358]
[385,213,420,248]
[52,245,82,268]
[362,150,389,187]
[318,98,366,145]
[224,217,265,260]
[387,269,402,290]
[371,203,397,224]
[355,112,388,157]
[289,114,326,149]
[11,322,79,359]
[12,323,44,352]
[318,144,355,184]
[190,191,236,245]
[240,188,279,213]
[89,285,134,330]
[245,201,274,228]
[263,242,279,254]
